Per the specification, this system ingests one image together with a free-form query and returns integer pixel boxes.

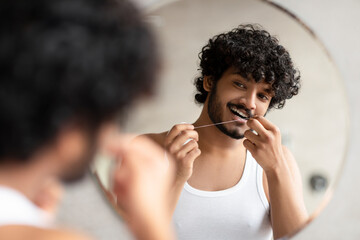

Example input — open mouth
[229,106,250,120]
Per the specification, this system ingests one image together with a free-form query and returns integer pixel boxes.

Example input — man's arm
[262,146,308,239]
[107,135,176,240]
[244,116,308,239]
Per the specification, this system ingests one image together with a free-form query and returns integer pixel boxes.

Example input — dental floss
[175,119,247,145]
[193,119,242,129]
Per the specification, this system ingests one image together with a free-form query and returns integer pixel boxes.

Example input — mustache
[227,103,254,119]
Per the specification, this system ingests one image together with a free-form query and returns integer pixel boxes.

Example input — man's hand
[243,116,285,173]
[109,135,175,240]
[165,124,201,181]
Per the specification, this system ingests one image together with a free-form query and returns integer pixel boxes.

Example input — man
[146,24,309,240]
[0,0,174,239]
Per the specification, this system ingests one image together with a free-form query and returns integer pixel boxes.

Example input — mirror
[92,0,349,238]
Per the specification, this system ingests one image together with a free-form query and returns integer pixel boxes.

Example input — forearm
[266,160,308,239]
[132,175,183,240]
[131,213,176,240]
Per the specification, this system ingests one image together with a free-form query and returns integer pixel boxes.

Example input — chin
[227,132,245,140]
[233,134,245,140]
[60,155,93,184]
[216,124,245,140]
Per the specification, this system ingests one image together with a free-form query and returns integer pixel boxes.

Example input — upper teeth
[230,106,248,119]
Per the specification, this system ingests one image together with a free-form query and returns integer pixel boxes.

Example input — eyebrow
[263,88,274,95]
[231,72,254,84]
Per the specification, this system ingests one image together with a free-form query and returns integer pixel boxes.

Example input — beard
[207,85,251,140]
[60,154,93,183]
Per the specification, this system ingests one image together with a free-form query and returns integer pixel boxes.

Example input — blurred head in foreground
[0,0,159,182]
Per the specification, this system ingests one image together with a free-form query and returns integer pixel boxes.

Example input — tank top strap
[248,152,270,213]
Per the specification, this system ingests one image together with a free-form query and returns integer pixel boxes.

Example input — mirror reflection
[93,0,348,239]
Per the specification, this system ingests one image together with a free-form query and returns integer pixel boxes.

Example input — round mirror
[92,0,349,238]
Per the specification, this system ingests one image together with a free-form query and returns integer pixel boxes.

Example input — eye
[258,93,269,101]
[234,81,246,89]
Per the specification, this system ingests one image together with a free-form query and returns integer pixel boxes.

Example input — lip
[228,104,250,120]
[229,107,247,124]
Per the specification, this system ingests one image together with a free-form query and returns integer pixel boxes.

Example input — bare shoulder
[281,146,302,183]
[140,132,168,147]
[0,225,93,240]
[282,145,296,162]
[274,145,303,189]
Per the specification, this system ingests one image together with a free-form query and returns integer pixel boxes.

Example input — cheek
[66,134,89,162]
[255,102,270,116]
[224,92,243,105]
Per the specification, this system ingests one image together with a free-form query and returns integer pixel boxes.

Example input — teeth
[230,106,248,119]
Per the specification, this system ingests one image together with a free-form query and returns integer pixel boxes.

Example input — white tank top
[173,151,273,240]
[0,186,54,228]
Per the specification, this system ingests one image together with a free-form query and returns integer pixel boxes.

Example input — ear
[203,76,214,92]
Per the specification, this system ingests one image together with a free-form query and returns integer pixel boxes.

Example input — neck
[0,154,58,203]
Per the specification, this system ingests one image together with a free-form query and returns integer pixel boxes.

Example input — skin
[0,225,92,240]
[145,66,309,239]
[33,178,64,217]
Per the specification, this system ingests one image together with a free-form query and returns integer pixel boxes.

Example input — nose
[243,90,257,111]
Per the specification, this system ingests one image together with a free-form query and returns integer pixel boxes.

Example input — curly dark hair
[194,24,300,110]
[0,0,158,161]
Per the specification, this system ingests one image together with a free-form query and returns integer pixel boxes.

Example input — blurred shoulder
[139,132,168,147]
[0,225,93,240]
